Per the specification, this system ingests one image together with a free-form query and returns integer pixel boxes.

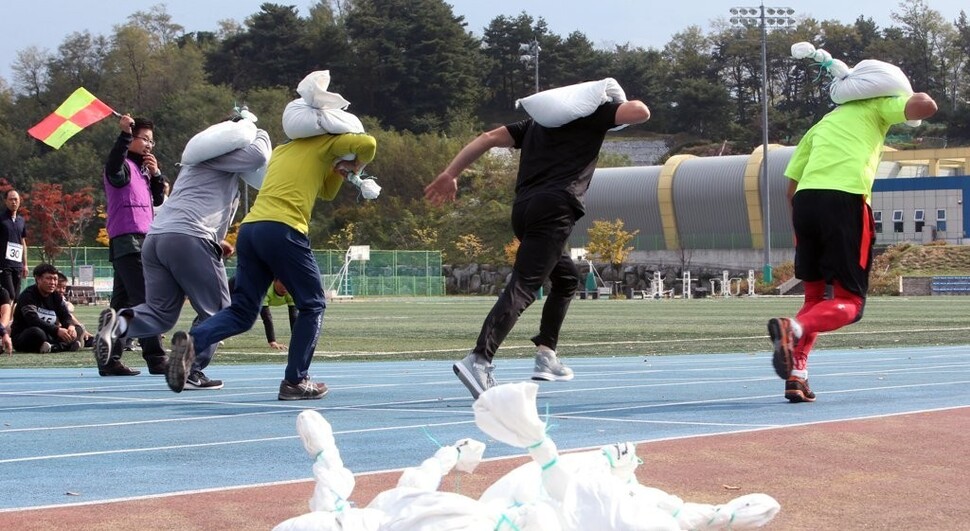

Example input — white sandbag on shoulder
[790,42,913,103]
[830,59,914,105]
[180,119,258,165]
[791,41,921,126]
[284,70,365,138]
[298,70,351,109]
[515,78,627,128]
[282,99,365,139]
[238,166,267,191]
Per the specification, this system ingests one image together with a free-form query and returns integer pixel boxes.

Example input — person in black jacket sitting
[12,264,83,353]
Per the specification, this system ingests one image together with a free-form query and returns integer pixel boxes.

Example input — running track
[1,345,967,511]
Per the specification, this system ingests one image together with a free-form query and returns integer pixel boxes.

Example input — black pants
[473,192,580,361]
[13,324,86,353]
[0,267,22,300]
[110,252,166,361]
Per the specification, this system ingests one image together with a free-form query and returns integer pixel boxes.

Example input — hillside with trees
[0,0,968,264]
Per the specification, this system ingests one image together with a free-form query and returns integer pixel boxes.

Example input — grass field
[1,295,968,369]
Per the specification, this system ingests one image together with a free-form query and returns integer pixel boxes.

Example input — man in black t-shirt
[425,97,650,399]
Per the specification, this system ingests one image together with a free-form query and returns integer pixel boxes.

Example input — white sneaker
[532,349,574,381]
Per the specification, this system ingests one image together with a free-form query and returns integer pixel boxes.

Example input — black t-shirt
[505,102,621,215]
[11,285,71,337]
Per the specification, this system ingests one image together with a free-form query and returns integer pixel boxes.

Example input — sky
[1,1,966,86]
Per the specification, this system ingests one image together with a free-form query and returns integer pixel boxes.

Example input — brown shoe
[146,356,169,375]
[785,376,816,403]
[278,377,329,401]
[99,360,141,376]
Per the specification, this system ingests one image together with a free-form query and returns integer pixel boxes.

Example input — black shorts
[791,189,874,298]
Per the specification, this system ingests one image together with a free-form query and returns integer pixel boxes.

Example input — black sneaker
[185,370,224,390]
[93,308,120,367]
[278,377,329,401]
[166,331,195,393]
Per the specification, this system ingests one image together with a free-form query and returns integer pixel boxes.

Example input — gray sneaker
[532,349,574,381]
[453,352,495,399]
[278,377,329,400]
[93,308,120,367]
[166,331,196,393]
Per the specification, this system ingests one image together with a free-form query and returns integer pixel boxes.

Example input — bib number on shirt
[5,242,23,262]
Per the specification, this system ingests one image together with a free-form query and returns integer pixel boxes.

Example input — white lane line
[0,419,477,465]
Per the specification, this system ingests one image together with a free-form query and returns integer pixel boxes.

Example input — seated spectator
[262,279,298,350]
[12,264,84,353]
[228,276,298,350]
[56,272,94,348]
[0,285,11,354]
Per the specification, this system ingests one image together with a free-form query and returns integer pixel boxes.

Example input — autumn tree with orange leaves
[27,183,95,280]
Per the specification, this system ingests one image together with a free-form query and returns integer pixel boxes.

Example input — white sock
[791,369,808,379]
[789,318,803,338]
[116,316,129,336]
[537,346,556,356]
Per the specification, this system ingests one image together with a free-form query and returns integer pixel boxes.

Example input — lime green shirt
[264,284,294,307]
[244,133,377,234]
[784,96,908,200]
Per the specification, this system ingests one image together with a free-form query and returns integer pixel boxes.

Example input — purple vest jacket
[104,158,154,238]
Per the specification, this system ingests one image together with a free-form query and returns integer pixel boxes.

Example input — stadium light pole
[729,4,796,284]
[519,37,541,93]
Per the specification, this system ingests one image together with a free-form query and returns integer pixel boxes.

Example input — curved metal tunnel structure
[571,145,970,272]
[572,145,797,254]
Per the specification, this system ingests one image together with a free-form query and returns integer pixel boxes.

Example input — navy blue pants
[190,221,326,384]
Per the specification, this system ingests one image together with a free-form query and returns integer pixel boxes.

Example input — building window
[914,209,924,233]
[873,210,883,233]
[892,210,904,233]
[937,209,947,232]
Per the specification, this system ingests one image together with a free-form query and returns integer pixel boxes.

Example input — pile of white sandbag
[274,382,780,531]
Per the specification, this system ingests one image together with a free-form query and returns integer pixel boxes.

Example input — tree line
[0,0,967,265]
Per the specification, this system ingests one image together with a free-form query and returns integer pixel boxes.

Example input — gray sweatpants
[126,233,230,371]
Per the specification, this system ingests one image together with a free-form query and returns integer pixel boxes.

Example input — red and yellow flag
[28,87,116,149]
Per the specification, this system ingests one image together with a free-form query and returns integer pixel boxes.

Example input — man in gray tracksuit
[94,119,272,391]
